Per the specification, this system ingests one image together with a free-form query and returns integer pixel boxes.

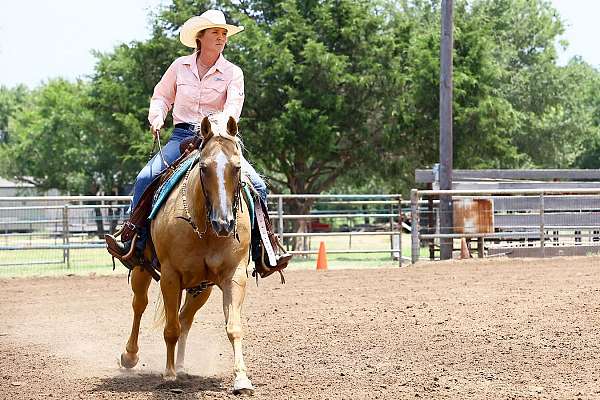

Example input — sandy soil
[1,256,600,399]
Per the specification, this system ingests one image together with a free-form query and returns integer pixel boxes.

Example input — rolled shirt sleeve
[148,61,177,125]
[223,67,245,122]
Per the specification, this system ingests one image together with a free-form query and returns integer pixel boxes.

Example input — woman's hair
[195,29,206,53]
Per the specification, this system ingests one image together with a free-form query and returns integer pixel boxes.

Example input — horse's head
[197,114,243,237]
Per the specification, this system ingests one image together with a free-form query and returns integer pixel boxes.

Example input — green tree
[572,59,600,168]
[3,0,598,202]
[231,1,407,199]
[0,85,29,143]
[0,79,100,193]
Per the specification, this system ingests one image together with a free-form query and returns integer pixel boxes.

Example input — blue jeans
[130,127,267,213]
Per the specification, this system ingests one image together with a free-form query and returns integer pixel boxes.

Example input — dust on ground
[1,256,600,399]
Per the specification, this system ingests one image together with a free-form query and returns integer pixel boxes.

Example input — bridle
[178,133,243,241]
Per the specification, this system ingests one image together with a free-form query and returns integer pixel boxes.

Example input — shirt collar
[183,51,227,74]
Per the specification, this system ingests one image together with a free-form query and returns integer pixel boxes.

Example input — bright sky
[0,0,165,88]
[552,0,600,66]
[0,0,598,88]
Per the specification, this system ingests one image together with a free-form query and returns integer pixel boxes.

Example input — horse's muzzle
[211,217,235,237]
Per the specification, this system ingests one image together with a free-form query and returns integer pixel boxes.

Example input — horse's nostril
[211,218,234,236]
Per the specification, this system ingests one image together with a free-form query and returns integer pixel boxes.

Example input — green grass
[0,233,420,278]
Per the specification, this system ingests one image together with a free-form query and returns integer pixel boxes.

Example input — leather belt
[175,122,196,132]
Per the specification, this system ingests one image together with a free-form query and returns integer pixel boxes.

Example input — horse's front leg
[222,265,253,395]
[160,268,182,380]
[176,287,213,373]
[121,267,152,368]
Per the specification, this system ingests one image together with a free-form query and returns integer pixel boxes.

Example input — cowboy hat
[179,10,244,48]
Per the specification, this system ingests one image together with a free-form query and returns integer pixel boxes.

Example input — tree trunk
[286,198,315,253]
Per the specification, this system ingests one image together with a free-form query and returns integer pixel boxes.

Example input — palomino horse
[120,114,254,394]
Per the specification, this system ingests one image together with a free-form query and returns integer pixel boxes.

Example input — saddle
[106,136,203,280]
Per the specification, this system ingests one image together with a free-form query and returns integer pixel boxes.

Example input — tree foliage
[0,80,99,192]
[0,0,598,197]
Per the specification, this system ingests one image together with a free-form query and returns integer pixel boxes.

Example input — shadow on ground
[88,371,227,399]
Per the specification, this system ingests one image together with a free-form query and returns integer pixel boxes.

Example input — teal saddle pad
[149,156,198,220]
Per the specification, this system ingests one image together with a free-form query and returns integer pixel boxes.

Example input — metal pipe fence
[5,188,600,274]
[410,188,600,264]
[0,194,413,275]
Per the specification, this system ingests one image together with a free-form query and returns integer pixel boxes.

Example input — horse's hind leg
[176,287,213,373]
[120,267,152,368]
[222,266,253,394]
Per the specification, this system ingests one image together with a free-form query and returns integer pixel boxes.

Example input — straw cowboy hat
[180,10,244,48]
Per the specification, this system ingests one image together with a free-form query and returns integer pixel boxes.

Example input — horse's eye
[199,164,208,173]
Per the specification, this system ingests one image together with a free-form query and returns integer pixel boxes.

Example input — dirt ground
[1,256,600,400]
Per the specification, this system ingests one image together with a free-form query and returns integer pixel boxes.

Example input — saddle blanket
[149,156,198,220]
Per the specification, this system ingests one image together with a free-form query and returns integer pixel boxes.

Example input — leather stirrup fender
[254,196,277,267]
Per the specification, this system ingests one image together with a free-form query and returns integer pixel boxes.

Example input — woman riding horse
[121,114,256,393]
[105,9,290,276]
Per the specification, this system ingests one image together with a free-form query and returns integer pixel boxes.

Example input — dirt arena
[1,256,600,399]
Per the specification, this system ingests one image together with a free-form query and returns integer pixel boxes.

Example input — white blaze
[215,151,229,217]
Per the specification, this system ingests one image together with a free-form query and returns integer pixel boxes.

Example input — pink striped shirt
[148,52,245,126]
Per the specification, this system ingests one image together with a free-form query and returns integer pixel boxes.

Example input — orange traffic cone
[316,241,328,270]
[460,238,471,259]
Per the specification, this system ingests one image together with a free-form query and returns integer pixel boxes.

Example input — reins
[156,130,174,171]
[177,157,208,240]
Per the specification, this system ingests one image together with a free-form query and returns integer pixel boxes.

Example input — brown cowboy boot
[105,222,141,271]
[254,240,292,280]
[105,233,135,260]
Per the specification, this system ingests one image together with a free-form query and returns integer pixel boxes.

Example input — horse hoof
[233,376,254,396]
[163,371,177,381]
[120,352,139,369]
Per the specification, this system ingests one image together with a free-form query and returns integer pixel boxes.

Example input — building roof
[0,177,34,188]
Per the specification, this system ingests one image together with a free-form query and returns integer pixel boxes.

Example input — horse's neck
[186,165,207,224]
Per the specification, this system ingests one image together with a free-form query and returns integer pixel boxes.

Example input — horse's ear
[200,116,213,141]
[226,116,238,137]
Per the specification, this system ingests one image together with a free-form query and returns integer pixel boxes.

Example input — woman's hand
[150,115,164,138]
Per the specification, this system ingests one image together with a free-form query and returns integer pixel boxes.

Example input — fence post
[539,193,545,257]
[398,195,403,267]
[277,196,284,238]
[62,204,70,268]
[389,203,393,259]
[411,189,420,264]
